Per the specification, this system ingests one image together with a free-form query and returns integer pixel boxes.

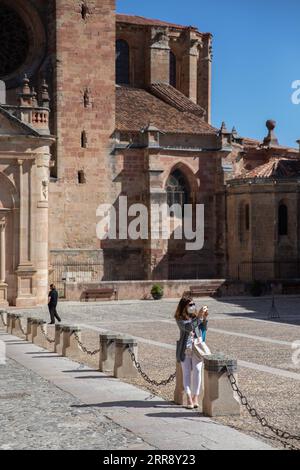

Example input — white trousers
[181,351,203,396]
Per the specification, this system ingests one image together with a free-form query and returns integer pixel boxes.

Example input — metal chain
[40,325,55,344]
[19,320,28,337]
[73,332,100,356]
[0,312,7,327]
[128,347,176,387]
[226,366,300,443]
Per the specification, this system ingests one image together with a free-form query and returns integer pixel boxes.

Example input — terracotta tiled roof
[116,86,218,135]
[116,13,198,31]
[241,157,300,179]
[242,137,261,148]
[150,83,206,118]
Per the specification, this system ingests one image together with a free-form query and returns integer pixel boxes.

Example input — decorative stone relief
[150,27,170,50]
[41,179,49,201]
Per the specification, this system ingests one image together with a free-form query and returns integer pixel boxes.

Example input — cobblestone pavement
[0,358,149,450]
[7,296,300,449]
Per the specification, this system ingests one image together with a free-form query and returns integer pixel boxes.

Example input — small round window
[0,4,30,78]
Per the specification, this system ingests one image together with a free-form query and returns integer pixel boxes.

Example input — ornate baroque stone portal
[0,78,55,307]
[0,215,8,306]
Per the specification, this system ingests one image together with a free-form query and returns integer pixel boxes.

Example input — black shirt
[48,289,58,307]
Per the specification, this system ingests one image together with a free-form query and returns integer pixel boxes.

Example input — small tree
[151,284,164,300]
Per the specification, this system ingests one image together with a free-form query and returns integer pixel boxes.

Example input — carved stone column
[34,151,50,304]
[0,217,8,306]
[15,159,37,307]
[147,27,170,85]
[182,36,202,103]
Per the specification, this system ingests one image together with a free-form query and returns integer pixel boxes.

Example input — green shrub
[151,284,164,300]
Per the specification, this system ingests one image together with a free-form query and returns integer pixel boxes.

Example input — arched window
[166,169,189,210]
[169,51,176,88]
[116,39,130,85]
[278,203,288,236]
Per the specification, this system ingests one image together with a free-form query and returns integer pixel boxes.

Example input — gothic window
[166,170,190,211]
[0,5,29,78]
[116,39,130,85]
[278,203,288,236]
[169,51,177,88]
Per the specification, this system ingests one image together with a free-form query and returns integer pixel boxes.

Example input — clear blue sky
[117,0,300,147]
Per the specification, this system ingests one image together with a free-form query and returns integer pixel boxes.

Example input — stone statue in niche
[41,179,49,201]
[151,28,169,49]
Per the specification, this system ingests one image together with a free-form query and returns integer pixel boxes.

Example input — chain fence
[18,320,28,337]
[0,312,7,327]
[126,346,300,447]
[226,366,300,445]
[2,310,298,448]
[40,325,55,344]
[72,331,100,356]
[128,347,176,387]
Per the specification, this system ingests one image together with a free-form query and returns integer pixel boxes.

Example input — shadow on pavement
[71,400,173,409]
[145,411,205,419]
[214,296,300,326]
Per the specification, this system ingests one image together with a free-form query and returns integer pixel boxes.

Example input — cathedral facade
[1,0,300,306]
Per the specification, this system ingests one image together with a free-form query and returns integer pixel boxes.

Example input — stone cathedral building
[1,0,300,306]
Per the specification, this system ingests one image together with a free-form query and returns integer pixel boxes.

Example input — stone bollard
[11,314,23,337]
[61,326,81,357]
[7,313,14,334]
[28,319,39,343]
[114,337,138,379]
[55,324,67,355]
[174,361,185,405]
[32,319,48,348]
[26,317,35,342]
[26,318,35,342]
[99,333,118,373]
[0,309,8,329]
[202,354,240,417]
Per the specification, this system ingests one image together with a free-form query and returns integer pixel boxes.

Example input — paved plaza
[0,331,271,450]
[1,295,300,449]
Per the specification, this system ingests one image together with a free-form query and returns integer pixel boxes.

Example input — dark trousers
[48,304,61,324]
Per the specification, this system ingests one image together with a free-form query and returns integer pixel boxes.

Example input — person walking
[175,296,209,409]
[48,284,61,324]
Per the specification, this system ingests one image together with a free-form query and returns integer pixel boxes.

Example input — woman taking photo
[175,296,209,409]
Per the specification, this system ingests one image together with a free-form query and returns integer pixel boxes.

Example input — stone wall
[116,20,212,121]
[227,180,300,281]
[65,279,230,301]
[48,0,116,251]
